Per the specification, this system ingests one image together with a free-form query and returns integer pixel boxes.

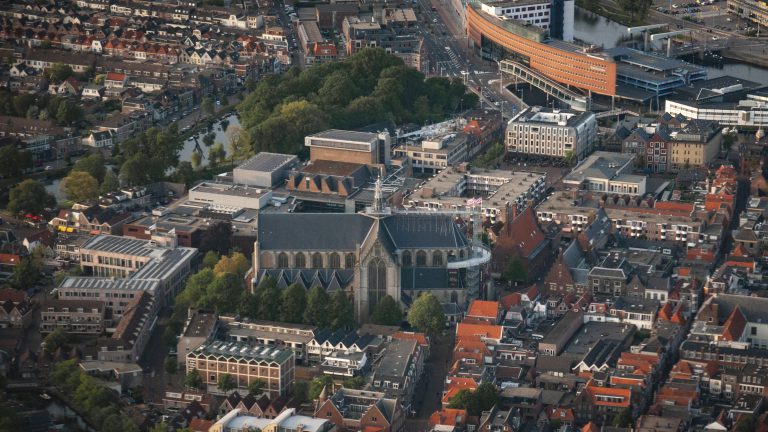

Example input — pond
[177,113,241,167]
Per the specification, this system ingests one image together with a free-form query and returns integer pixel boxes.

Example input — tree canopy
[237,48,477,157]
[7,179,56,215]
[371,295,403,326]
[61,171,99,202]
[447,382,499,416]
[72,153,107,183]
[119,127,183,186]
[280,283,307,324]
[0,146,32,178]
[407,292,445,336]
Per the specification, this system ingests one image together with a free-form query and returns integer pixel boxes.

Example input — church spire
[374,176,383,212]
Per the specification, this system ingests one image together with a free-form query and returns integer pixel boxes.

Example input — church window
[416,250,427,266]
[432,251,444,266]
[312,252,323,268]
[329,253,340,269]
[277,252,288,268]
[345,253,355,268]
[295,253,306,268]
[368,258,387,314]
[402,251,412,267]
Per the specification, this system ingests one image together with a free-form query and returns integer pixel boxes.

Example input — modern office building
[186,340,296,397]
[212,408,334,432]
[73,233,197,307]
[232,152,299,188]
[305,129,391,166]
[664,76,768,130]
[393,133,471,173]
[467,3,705,102]
[478,0,574,41]
[506,106,597,161]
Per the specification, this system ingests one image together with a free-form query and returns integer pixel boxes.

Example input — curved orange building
[466,4,617,96]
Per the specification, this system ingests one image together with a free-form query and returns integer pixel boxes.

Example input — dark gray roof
[258,213,374,251]
[381,214,467,249]
[579,339,621,369]
[400,267,452,290]
[256,269,354,292]
[710,294,768,323]
[258,213,468,253]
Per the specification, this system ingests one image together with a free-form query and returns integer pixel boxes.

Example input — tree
[0,146,32,178]
[7,179,56,215]
[164,356,178,375]
[735,414,755,432]
[407,293,444,336]
[447,383,498,416]
[200,221,232,255]
[292,380,310,403]
[329,290,355,330]
[47,63,74,82]
[255,276,282,321]
[61,171,99,202]
[281,283,307,323]
[202,251,220,269]
[191,150,202,169]
[203,132,216,147]
[100,170,119,194]
[72,153,106,183]
[208,142,226,167]
[44,328,68,353]
[218,373,236,393]
[208,273,244,314]
[612,407,633,428]
[309,375,333,400]
[227,125,254,163]
[202,97,214,117]
[343,376,366,389]
[150,422,169,432]
[304,286,330,327]
[563,150,576,166]
[12,93,35,117]
[247,379,265,395]
[213,252,249,279]
[13,256,41,289]
[55,99,84,125]
[371,295,403,326]
[185,369,203,389]
[502,256,528,285]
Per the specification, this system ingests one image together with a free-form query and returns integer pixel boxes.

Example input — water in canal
[574,7,768,84]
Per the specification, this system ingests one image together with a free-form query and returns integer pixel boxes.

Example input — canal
[574,7,768,83]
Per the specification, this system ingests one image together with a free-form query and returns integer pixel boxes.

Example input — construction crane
[650,29,693,57]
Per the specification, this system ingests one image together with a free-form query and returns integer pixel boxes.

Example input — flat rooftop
[190,182,270,198]
[301,160,367,177]
[236,152,297,173]
[562,321,633,357]
[563,151,636,183]
[59,277,161,294]
[308,129,379,143]
[607,47,704,74]
[512,106,592,127]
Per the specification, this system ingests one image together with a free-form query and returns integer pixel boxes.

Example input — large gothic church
[253,190,481,322]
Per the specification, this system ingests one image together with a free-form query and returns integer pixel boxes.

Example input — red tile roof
[429,408,467,427]
[105,72,125,81]
[721,306,746,341]
[0,253,20,266]
[456,323,503,341]
[466,300,499,319]
[0,288,27,303]
[393,331,429,346]
[500,292,521,309]
[584,382,632,408]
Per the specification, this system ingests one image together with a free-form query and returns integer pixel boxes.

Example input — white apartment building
[506,106,597,161]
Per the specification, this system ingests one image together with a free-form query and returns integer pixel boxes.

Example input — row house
[20,49,96,74]
[314,387,405,432]
[0,288,33,329]
[94,110,152,144]
[40,299,106,334]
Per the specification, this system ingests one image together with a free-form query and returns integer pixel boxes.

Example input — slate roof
[257,213,467,252]
[258,213,374,251]
[400,267,453,290]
